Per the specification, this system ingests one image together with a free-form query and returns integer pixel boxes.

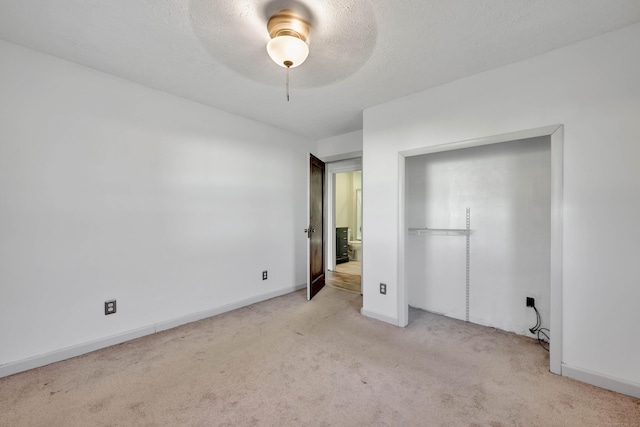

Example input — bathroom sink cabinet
[336,227,349,264]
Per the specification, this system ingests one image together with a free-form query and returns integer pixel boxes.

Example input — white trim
[0,284,305,379]
[361,308,398,326]
[307,153,312,300]
[0,327,155,379]
[155,284,306,332]
[398,124,564,375]
[400,125,561,158]
[562,364,640,399]
[397,153,408,327]
[549,126,564,375]
[327,171,337,271]
[325,158,363,272]
[325,158,363,173]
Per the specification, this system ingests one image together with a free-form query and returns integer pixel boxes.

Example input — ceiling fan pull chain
[285,61,292,102]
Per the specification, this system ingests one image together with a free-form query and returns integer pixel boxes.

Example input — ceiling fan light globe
[267,35,309,68]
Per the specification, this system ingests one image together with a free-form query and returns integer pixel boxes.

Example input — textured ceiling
[1,0,640,140]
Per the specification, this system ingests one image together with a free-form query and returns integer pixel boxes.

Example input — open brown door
[307,154,325,300]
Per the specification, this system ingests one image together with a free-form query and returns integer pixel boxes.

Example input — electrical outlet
[262,270,268,280]
[105,300,116,315]
[526,297,535,307]
[380,283,387,295]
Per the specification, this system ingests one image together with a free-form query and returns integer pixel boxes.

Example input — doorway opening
[326,158,362,294]
[398,125,563,375]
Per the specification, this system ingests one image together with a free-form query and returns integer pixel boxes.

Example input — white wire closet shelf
[407,227,470,236]
[407,208,472,321]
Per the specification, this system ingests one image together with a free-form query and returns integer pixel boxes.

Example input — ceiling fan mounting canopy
[267,9,309,42]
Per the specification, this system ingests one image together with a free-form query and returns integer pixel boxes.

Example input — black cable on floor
[529,305,549,352]
[537,328,550,352]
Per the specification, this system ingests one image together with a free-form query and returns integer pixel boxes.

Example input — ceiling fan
[265,9,310,100]
[188,0,377,98]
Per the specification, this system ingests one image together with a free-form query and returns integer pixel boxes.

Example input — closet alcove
[405,136,552,338]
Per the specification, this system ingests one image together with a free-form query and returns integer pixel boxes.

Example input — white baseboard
[361,308,399,326]
[0,326,156,379]
[562,364,640,399]
[155,284,305,332]
[0,284,306,379]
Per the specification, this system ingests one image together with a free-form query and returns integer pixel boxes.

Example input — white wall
[0,40,312,373]
[362,22,640,392]
[406,137,551,337]
[316,130,363,162]
[335,171,363,236]
[335,172,354,229]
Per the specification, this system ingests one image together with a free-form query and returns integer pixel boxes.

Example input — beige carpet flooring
[1,286,638,426]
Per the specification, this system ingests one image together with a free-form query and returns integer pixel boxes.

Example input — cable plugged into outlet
[105,300,116,315]
[526,296,549,352]
[262,270,268,280]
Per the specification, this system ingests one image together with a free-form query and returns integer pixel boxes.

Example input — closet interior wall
[405,136,551,337]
